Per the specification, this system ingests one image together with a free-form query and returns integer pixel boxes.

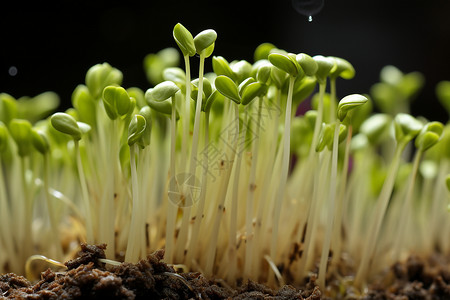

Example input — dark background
[1,0,449,122]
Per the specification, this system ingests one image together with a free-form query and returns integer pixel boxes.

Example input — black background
[1,0,449,122]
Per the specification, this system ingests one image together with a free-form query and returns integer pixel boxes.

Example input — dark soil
[0,244,448,299]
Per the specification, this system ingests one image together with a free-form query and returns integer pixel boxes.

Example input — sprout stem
[354,141,407,288]
[125,144,140,262]
[43,154,63,260]
[269,76,295,277]
[165,95,178,264]
[74,140,94,244]
[181,55,192,174]
[392,148,422,262]
[317,120,340,290]
[175,52,206,262]
[244,97,263,279]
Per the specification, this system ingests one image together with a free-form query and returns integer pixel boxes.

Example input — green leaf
[212,56,236,80]
[328,56,355,80]
[128,114,147,147]
[17,91,60,123]
[127,87,146,109]
[85,63,123,99]
[231,60,253,83]
[436,80,450,115]
[150,81,180,101]
[31,129,50,155]
[316,123,333,152]
[0,93,17,125]
[337,94,368,122]
[9,119,33,157]
[163,68,186,92]
[254,42,276,61]
[415,121,444,151]
[192,77,213,99]
[0,122,9,152]
[214,75,241,104]
[143,48,180,86]
[292,76,317,106]
[194,29,217,55]
[296,53,318,77]
[238,77,256,97]
[204,90,225,113]
[50,112,82,141]
[394,113,423,143]
[241,82,268,105]
[270,66,288,89]
[72,85,97,127]
[360,114,392,145]
[145,89,179,119]
[268,53,299,77]
[313,55,334,84]
[256,63,272,84]
[173,23,196,57]
[138,106,152,147]
[103,86,131,118]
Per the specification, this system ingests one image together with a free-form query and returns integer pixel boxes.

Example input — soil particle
[1,245,449,299]
[0,244,320,299]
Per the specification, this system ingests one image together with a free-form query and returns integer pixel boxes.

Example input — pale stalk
[0,159,19,272]
[204,103,239,277]
[165,95,178,264]
[43,154,63,260]
[354,141,406,288]
[269,76,295,281]
[227,108,245,283]
[125,144,140,262]
[252,91,280,276]
[330,125,352,270]
[180,55,192,173]
[318,120,340,290]
[392,149,422,261]
[74,140,94,243]
[185,111,210,267]
[244,98,263,279]
[175,53,205,262]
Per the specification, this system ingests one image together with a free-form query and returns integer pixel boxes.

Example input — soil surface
[0,244,448,299]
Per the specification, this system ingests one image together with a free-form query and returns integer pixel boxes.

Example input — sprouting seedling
[203,74,241,277]
[267,51,306,281]
[146,80,180,264]
[436,80,450,118]
[184,85,224,270]
[392,121,444,261]
[30,128,64,260]
[328,57,355,122]
[370,65,425,115]
[317,94,367,290]
[101,86,135,258]
[85,62,123,99]
[143,47,180,86]
[50,112,94,244]
[173,23,196,175]
[0,121,21,273]
[355,113,423,288]
[125,113,148,263]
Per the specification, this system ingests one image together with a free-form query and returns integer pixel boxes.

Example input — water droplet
[8,66,17,76]
[292,0,324,19]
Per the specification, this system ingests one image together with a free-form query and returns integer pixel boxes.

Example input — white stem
[354,141,406,288]
[74,140,94,244]
[125,144,140,262]
[175,53,206,262]
[317,120,340,290]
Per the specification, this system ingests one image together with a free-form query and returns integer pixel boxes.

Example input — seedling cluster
[0,23,449,295]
